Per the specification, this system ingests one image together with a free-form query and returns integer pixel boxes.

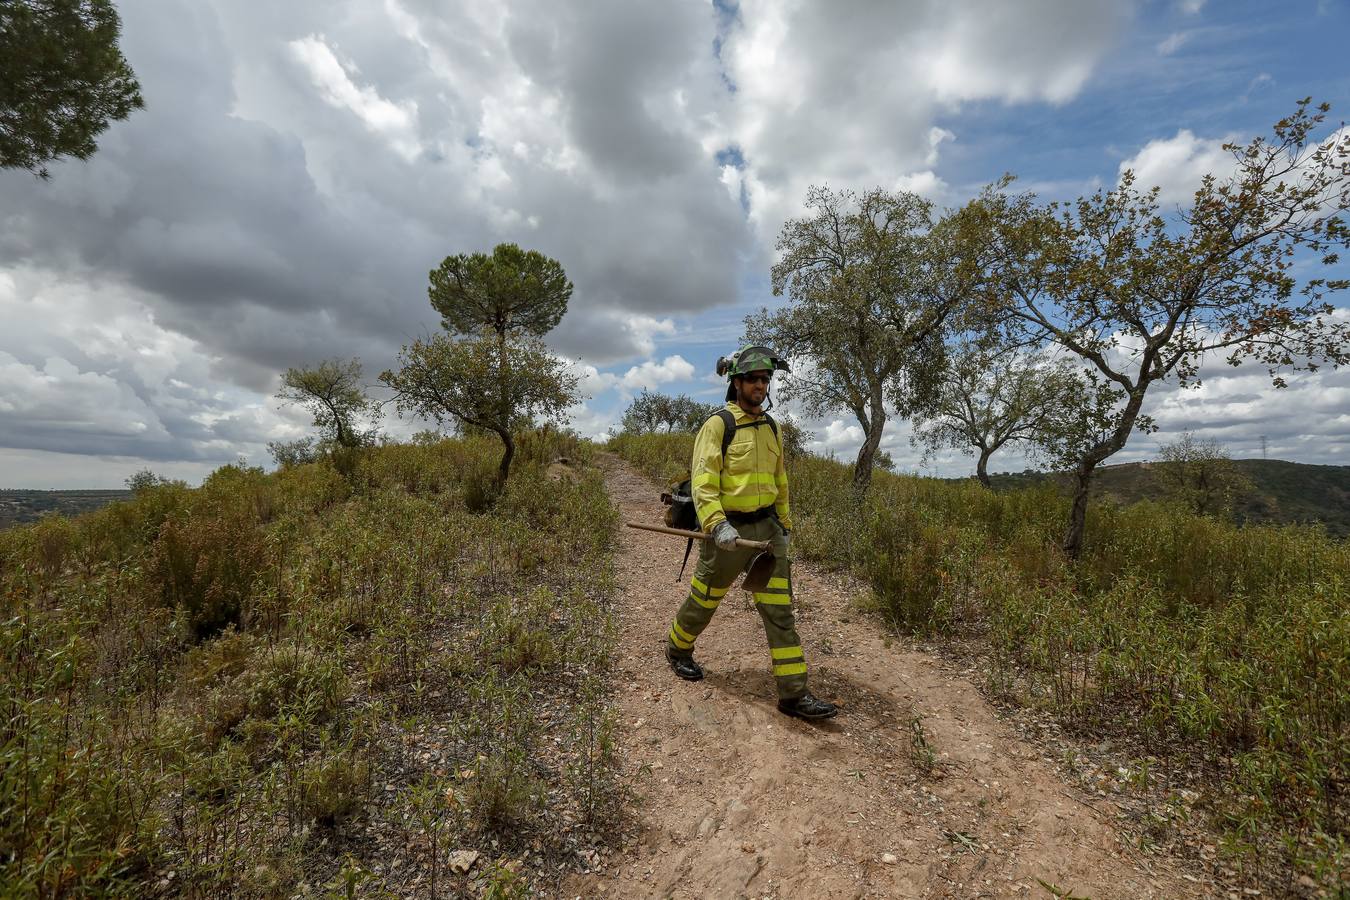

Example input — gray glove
[712,520,740,551]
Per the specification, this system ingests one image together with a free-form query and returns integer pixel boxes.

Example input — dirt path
[574,455,1210,899]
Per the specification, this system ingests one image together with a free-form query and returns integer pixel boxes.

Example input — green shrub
[0,430,620,896]
[147,502,268,639]
[0,615,162,894]
[296,747,371,830]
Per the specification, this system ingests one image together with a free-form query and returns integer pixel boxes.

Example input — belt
[725,506,775,526]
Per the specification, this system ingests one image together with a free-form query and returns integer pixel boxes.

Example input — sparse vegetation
[619,388,721,435]
[983,457,1350,538]
[609,431,1349,889]
[0,429,622,896]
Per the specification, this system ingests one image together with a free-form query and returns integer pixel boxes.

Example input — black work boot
[777,691,838,720]
[666,648,704,682]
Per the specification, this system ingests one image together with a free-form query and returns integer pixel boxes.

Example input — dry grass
[1,428,622,896]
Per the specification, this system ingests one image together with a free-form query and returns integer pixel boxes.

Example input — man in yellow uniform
[665,345,838,720]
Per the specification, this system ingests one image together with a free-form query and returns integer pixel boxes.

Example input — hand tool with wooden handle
[625,521,771,551]
[625,522,776,591]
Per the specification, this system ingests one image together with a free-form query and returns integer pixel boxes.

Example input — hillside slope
[985,459,1350,537]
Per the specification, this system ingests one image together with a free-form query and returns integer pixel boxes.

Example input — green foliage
[985,458,1350,538]
[145,464,273,638]
[403,243,577,487]
[961,100,1350,556]
[267,436,319,469]
[0,0,143,178]
[1156,432,1254,517]
[125,467,183,493]
[620,388,720,435]
[428,242,572,339]
[910,337,1082,486]
[752,184,969,492]
[606,430,696,488]
[609,430,1349,886]
[0,611,162,894]
[776,412,814,458]
[0,430,620,896]
[381,332,581,483]
[276,357,380,450]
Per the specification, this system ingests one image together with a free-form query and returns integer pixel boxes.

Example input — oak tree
[276,358,379,451]
[428,242,572,340]
[910,339,1081,487]
[749,186,970,493]
[380,333,580,485]
[1156,432,1253,517]
[963,100,1350,556]
[415,244,576,482]
[620,389,720,435]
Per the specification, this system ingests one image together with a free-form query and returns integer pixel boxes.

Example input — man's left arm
[774,431,793,532]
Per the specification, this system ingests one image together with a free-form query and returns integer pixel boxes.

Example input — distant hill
[0,490,132,530]
[984,459,1350,538]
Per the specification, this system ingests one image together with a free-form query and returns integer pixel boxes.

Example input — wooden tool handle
[625,521,772,552]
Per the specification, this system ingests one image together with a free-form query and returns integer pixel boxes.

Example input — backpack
[662,409,779,580]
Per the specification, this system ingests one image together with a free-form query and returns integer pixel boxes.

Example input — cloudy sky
[2,0,1348,487]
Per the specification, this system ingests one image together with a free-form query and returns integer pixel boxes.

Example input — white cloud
[1157,32,1189,55]
[620,315,679,358]
[0,267,314,483]
[719,0,1131,240]
[563,359,619,396]
[289,34,423,161]
[924,126,955,167]
[563,399,618,442]
[12,0,1345,488]
[620,355,696,391]
[1118,128,1236,206]
[1121,123,1350,210]
[893,170,948,200]
[819,419,864,450]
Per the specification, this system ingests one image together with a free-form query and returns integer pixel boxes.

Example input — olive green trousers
[666,517,808,700]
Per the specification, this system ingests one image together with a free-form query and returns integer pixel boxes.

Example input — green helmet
[715,345,791,380]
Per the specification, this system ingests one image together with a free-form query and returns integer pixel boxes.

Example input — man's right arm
[691,415,726,533]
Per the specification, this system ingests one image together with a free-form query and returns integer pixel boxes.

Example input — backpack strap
[676,537,695,582]
[716,408,736,458]
[675,411,778,582]
[716,408,781,458]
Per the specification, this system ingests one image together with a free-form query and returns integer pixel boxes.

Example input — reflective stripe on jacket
[690,402,793,533]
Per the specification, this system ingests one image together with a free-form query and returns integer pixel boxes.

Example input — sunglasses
[742,373,772,385]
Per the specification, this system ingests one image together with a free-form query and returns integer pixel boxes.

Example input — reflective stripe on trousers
[665,517,807,699]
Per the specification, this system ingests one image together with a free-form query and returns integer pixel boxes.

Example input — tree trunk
[1062,462,1095,559]
[851,412,887,495]
[975,447,993,488]
[496,430,515,486]
[1062,385,1151,558]
[495,326,511,483]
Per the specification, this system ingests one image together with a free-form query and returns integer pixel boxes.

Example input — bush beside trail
[1,430,620,896]
[609,431,1349,889]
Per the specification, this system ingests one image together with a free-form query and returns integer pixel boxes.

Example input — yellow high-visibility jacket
[691,402,793,534]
